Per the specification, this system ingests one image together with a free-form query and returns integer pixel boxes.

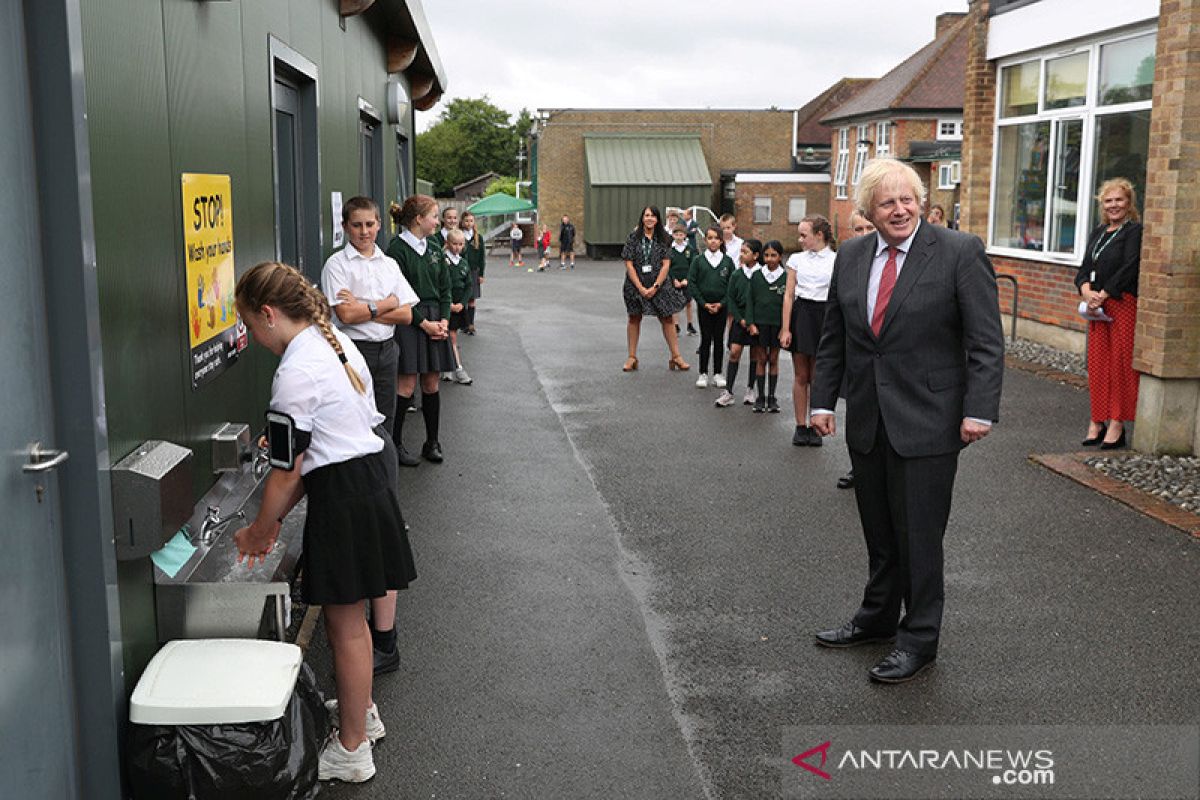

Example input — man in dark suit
[810,158,1004,683]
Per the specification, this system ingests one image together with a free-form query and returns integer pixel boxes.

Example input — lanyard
[642,236,654,265]
[1091,222,1126,263]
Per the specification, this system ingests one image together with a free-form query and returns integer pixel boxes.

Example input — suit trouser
[352,338,399,436]
[849,416,959,656]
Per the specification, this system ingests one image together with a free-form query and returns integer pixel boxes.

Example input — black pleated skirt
[787,298,829,355]
[395,300,456,374]
[299,447,416,606]
[752,323,783,349]
[728,319,756,347]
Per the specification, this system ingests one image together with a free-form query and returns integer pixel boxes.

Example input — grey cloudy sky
[418,0,969,128]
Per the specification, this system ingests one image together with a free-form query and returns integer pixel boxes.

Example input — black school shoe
[373,646,400,676]
[397,445,420,467]
[421,441,444,463]
[807,427,823,447]
[767,396,780,413]
[753,395,766,413]
[792,425,810,446]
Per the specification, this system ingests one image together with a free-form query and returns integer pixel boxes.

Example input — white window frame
[787,197,807,223]
[938,162,960,189]
[753,196,772,224]
[937,119,964,141]
[987,26,1155,265]
[833,128,850,199]
[851,124,870,186]
[875,121,891,157]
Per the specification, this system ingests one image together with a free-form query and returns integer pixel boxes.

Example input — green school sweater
[687,252,734,305]
[463,230,486,277]
[725,267,756,324]
[385,236,451,323]
[444,252,472,306]
[745,267,787,327]
[668,243,697,282]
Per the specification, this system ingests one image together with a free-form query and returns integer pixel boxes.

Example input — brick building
[959,0,1199,455]
[821,13,969,238]
[730,172,831,247]
[533,109,794,253]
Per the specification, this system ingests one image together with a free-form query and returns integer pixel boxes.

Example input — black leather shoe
[792,425,809,446]
[836,470,855,489]
[396,445,420,467]
[1099,429,1127,450]
[868,649,936,684]
[422,441,444,463]
[807,427,823,447]
[372,646,400,676]
[814,622,895,649]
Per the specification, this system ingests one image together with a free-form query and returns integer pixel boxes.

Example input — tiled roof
[794,79,875,146]
[821,14,969,124]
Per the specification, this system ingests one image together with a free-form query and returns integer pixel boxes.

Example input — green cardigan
[725,267,755,324]
[385,236,451,323]
[445,252,472,306]
[462,229,486,277]
[668,243,697,282]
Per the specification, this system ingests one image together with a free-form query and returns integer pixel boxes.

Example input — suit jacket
[811,223,1004,458]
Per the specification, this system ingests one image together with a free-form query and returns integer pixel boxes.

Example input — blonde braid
[302,280,368,395]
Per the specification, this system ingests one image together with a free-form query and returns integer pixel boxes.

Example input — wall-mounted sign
[331,191,344,248]
[182,173,245,389]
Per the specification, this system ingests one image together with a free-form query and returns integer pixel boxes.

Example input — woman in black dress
[621,205,690,372]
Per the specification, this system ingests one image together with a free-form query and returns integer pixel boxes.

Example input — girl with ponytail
[232,260,416,783]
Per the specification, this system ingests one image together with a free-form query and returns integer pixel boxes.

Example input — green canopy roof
[466,192,536,216]
[584,134,710,186]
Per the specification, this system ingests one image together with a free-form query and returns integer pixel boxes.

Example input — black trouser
[352,338,399,435]
[848,415,959,657]
[697,305,725,374]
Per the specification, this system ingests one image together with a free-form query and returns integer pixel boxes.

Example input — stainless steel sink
[154,466,306,641]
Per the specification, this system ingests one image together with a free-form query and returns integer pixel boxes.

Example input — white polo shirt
[271,325,384,476]
[320,243,417,342]
[785,247,837,301]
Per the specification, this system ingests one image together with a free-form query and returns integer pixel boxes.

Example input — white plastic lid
[130,639,302,725]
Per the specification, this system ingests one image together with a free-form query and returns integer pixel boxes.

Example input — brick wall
[733,181,831,249]
[1133,0,1200,380]
[536,110,794,250]
[960,0,996,240]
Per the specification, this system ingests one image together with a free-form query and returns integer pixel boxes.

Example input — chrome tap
[199,504,245,545]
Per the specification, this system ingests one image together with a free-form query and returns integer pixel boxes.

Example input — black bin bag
[127,662,328,800]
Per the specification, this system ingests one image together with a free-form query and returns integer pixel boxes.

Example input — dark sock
[756,372,766,397]
[768,373,778,399]
[371,625,397,653]
[468,306,476,326]
[747,360,757,390]
[421,390,441,443]
[726,360,740,388]
[393,395,412,448]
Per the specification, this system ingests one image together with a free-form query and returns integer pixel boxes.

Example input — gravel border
[1005,337,1086,377]
[1085,454,1200,514]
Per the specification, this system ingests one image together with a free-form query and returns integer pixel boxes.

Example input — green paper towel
[151,530,197,578]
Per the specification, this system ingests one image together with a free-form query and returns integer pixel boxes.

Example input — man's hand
[960,418,991,444]
[811,413,836,437]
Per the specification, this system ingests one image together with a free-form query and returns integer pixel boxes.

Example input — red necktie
[871,247,898,337]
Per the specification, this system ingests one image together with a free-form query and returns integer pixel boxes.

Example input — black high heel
[1081,421,1105,446]
[1099,428,1127,450]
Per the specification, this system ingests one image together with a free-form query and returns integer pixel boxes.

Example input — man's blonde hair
[854,157,927,218]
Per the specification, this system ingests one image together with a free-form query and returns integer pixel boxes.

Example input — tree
[482,176,517,197]
[415,97,532,195]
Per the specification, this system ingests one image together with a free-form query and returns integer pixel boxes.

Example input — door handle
[23,441,69,473]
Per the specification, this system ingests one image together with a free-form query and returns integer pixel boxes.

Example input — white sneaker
[453,367,473,385]
[440,371,453,381]
[743,386,757,405]
[714,390,735,407]
[696,374,709,388]
[713,373,727,388]
[318,732,376,783]
[325,699,386,743]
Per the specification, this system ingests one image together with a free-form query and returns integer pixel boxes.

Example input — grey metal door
[0,2,80,795]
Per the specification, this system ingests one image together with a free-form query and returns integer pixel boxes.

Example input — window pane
[1099,34,1156,105]
[1093,110,1151,219]
[1000,61,1040,118]
[1044,52,1088,110]
[754,197,771,224]
[1048,118,1082,254]
[991,122,1050,250]
[788,197,807,223]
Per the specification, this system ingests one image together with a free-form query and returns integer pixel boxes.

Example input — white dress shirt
[400,229,428,255]
[321,243,418,342]
[786,247,836,301]
[704,249,725,267]
[271,325,385,476]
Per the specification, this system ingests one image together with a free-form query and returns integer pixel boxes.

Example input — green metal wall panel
[585,184,712,246]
